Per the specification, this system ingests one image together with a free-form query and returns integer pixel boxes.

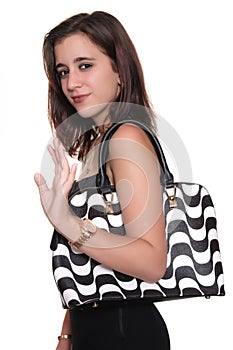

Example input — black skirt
[70,301,170,350]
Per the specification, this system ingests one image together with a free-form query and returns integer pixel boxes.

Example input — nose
[67,70,82,91]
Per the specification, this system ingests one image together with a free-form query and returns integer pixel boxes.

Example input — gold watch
[72,219,97,249]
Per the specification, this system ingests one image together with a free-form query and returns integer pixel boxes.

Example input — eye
[57,69,69,79]
[79,63,92,71]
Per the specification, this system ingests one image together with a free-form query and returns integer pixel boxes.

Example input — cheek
[60,81,68,95]
[100,75,119,99]
[60,81,73,102]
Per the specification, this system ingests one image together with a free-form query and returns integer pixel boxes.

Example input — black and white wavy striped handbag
[50,120,225,309]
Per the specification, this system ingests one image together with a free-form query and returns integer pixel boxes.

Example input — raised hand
[34,137,78,238]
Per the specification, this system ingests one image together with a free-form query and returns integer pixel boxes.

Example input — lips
[71,93,91,103]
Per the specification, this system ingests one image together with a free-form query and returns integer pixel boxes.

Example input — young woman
[35,11,170,350]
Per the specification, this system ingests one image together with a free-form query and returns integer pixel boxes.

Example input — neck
[92,121,112,136]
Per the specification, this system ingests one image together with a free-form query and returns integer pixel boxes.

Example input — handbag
[50,119,225,309]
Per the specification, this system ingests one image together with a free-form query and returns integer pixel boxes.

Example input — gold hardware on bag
[165,185,177,209]
[205,295,211,299]
[101,193,114,214]
[92,302,99,308]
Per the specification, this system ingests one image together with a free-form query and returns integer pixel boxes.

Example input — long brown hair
[43,11,157,160]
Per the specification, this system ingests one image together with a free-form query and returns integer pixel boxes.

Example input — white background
[1,1,232,349]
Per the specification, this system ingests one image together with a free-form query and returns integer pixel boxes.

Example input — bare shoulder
[111,123,156,155]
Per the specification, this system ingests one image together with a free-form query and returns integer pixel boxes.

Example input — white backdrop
[1,1,232,349]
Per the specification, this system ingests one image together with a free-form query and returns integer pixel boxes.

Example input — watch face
[83,219,97,233]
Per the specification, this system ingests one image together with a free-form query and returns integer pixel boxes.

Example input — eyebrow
[56,57,96,69]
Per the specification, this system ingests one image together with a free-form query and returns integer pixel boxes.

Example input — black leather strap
[97,120,174,196]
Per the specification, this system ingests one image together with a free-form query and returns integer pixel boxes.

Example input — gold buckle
[165,185,177,209]
[101,193,114,214]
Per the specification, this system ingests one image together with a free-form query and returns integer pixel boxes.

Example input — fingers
[48,138,64,166]
[62,163,78,194]
[48,138,68,174]
[57,138,66,165]
[69,162,78,183]
[47,144,57,164]
[47,137,77,193]
[34,173,43,186]
[34,173,49,195]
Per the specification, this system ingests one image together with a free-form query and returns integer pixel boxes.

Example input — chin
[77,103,111,121]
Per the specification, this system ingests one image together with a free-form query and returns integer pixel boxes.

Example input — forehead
[54,33,102,61]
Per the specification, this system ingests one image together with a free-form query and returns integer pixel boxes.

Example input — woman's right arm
[34,132,166,283]
[56,310,72,350]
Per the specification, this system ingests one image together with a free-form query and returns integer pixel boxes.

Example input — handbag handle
[97,119,174,196]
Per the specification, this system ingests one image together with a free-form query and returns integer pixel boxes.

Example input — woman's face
[54,33,121,123]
